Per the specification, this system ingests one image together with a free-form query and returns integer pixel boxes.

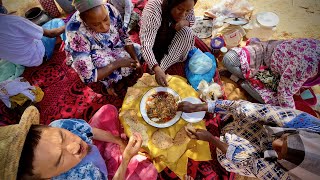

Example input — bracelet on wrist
[207,100,216,114]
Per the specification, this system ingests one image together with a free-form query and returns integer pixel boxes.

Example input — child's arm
[92,127,126,152]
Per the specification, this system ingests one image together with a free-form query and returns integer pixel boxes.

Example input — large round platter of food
[140,87,182,128]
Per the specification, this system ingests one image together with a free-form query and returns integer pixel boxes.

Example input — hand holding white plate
[181,97,206,123]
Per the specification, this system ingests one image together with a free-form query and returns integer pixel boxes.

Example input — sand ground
[4,0,320,40]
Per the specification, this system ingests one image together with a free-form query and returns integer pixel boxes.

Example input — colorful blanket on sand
[0,0,232,178]
[0,42,231,179]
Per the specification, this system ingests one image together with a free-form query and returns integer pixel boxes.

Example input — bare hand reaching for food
[178,101,196,113]
[43,25,65,38]
[117,139,127,153]
[154,66,168,87]
[134,61,143,77]
[178,101,208,113]
[185,128,214,142]
[123,133,143,160]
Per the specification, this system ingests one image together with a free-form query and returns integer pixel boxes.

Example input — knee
[100,104,117,112]
[223,50,240,66]
[90,104,119,130]
[99,104,118,117]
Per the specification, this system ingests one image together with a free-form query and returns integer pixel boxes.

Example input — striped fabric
[140,0,195,71]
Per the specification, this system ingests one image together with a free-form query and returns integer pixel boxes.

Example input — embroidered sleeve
[214,100,300,126]
[212,100,247,119]
[49,119,93,144]
[207,100,217,114]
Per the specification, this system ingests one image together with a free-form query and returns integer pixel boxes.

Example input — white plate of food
[181,97,206,123]
[140,87,182,128]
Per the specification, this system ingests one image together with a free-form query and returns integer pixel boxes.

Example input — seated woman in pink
[223,38,319,108]
[65,0,141,96]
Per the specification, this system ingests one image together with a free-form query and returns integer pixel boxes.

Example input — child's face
[81,5,111,33]
[32,127,90,178]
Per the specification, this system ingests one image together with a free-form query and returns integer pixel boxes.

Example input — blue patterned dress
[65,4,133,88]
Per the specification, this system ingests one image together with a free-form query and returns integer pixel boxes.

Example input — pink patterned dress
[270,39,319,108]
[65,4,133,88]
[233,39,320,108]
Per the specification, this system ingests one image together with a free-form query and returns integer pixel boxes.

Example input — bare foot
[107,87,118,96]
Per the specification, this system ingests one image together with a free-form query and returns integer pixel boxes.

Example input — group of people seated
[0,0,319,179]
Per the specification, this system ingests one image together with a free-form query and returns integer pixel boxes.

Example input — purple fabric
[0,15,45,67]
